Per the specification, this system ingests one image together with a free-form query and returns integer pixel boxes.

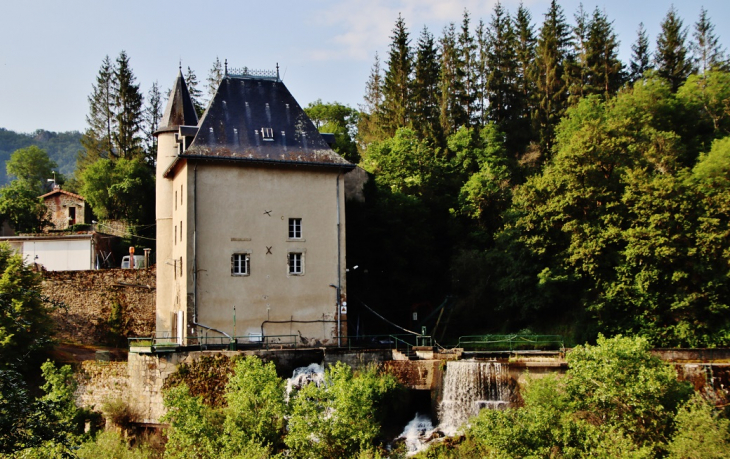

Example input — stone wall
[42,268,156,345]
[75,361,129,412]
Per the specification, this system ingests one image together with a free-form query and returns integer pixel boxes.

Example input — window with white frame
[289,218,302,239]
[288,252,303,275]
[261,127,274,141]
[231,253,250,276]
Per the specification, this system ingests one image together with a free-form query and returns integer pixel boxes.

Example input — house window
[261,127,274,141]
[179,257,183,276]
[231,253,250,276]
[180,221,183,241]
[288,252,303,275]
[181,185,183,206]
[175,191,177,210]
[174,225,177,245]
[289,218,302,239]
[68,207,76,225]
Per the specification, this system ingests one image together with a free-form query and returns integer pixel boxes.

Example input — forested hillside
[0,128,81,186]
[343,2,730,347]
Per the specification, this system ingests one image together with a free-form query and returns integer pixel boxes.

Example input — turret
[154,69,198,338]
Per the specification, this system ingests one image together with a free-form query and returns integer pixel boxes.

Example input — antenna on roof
[224,59,228,76]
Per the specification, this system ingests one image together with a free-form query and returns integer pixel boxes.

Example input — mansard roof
[180,73,353,170]
[155,69,199,134]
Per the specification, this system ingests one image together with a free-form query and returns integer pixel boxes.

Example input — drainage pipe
[336,172,342,347]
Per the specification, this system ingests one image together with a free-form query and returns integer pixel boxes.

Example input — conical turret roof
[155,69,199,134]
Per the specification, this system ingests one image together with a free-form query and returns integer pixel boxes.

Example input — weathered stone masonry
[42,268,156,345]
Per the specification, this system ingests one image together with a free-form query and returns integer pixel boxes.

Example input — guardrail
[128,334,300,353]
[457,334,564,351]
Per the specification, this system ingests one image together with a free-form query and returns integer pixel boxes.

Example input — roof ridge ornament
[224,61,281,81]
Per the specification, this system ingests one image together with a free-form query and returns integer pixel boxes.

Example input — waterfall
[437,360,509,436]
[285,363,324,399]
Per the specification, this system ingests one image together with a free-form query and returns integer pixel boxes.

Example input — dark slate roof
[181,76,352,169]
[155,69,199,134]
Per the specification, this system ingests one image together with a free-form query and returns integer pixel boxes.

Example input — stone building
[41,187,92,229]
[154,65,354,346]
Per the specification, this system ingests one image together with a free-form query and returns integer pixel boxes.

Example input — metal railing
[457,334,564,351]
[128,334,300,353]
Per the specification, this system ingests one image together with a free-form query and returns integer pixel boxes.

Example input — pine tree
[357,52,385,147]
[567,3,590,104]
[532,0,572,154]
[484,2,518,127]
[80,56,115,176]
[458,10,478,126]
[381,14,413,135]
[512,2,537,151]
[691,7,727,74]
[113,51,144,160]
[586,7,623,97]
[655,6,692,92]
[412,26,442,144]
[143,81,163,166]
[476,19,488,125]
[439,23,466,136]
[185,66,205,118]
[207,56,224,101]
[630,23,652,82]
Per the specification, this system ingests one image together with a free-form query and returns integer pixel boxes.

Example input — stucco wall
[42,268,156,344]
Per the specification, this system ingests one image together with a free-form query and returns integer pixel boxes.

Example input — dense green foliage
[0,129,80,187]
[162,357,400,458]
[347,2,730,347]
[416,335,717,458]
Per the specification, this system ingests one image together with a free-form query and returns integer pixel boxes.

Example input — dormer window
[261,127,274,141]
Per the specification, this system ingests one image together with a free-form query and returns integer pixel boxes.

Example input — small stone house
[41,187,92,230]
[154,65,355,347]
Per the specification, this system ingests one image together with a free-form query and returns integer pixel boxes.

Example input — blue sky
[0,0,728,134]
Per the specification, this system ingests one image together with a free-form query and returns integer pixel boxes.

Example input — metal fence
[456,334,564,351]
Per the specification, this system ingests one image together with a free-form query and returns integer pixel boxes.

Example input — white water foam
[397,413,437,456]
[285,362,324,399]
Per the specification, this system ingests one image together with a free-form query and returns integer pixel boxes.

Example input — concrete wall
[42,268,156,344]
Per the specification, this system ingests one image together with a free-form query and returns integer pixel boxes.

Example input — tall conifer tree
[207,57,224,101]
[358,52,385,147]
[439,23,465,136]
[513,3,537,151]
[484,2,518,128]
[113,51,144,160]
[143,81,163,166]
[532,0,572,153]
[382,14,413,136]
[586,7,623,97]
[185,66,205,118]
[655,6,692,92]
[412,26,443,144]
[80,55,115,171]
[458,10,478,126]
[630,23,652,82]
[567,4,590,105]
[691,7,727,73]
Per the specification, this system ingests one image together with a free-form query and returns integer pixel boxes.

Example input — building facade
[41,188,92,229]
[155,66,354,346]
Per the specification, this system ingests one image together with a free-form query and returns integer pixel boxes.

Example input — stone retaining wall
[42,268,156,345]
[75,361,129,413]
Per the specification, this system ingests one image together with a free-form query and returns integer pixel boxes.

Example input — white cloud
[304,0,535,62]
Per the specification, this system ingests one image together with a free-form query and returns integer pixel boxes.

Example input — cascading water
[285,362,324,399]
[396,360,510,455]
[437,360,509,436]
